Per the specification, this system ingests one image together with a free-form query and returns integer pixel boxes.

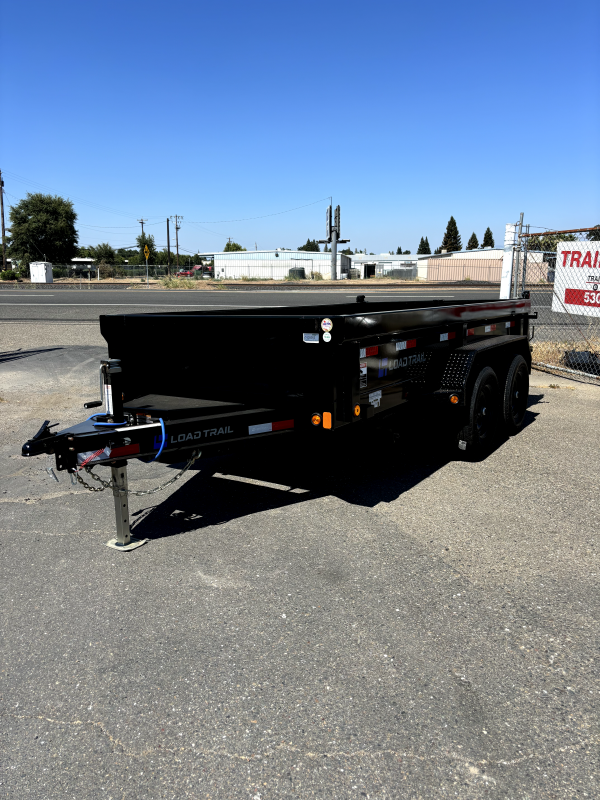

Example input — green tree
[403,250,411,255]
[396,247,402,254]
[482,227,495,248]
[223,241,246,252]
[417,236,431,255]
[136,232,157,264]
[8,192,78,269]
[433,246,442,255]
[340,247,353,255]
[92,242,117,264]
[526,232,576,252]
[586,225,600,241]
[466,232,479,250]
[116,247,138,261]
[297,238,320,252]
[154,249,172,265]
[441,216,461,252]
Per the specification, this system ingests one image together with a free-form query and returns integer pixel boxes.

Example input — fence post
[521,224,530,294]
[512,213,524,297]
[500,223,516,299]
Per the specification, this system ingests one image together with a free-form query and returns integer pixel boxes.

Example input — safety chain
[75,450,201,496]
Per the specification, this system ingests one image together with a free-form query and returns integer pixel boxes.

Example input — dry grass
[159,277,226,289]
[531,335,600,382]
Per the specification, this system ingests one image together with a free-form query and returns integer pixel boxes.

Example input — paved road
[0,287,500,323]
[1,346,598,799]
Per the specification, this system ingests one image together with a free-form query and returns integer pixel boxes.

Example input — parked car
[177,265,213,278]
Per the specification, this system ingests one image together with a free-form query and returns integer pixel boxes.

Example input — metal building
[211,250,351,280]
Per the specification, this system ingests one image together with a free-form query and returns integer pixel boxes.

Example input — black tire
[458,366,500,455]
[503,355,529,435]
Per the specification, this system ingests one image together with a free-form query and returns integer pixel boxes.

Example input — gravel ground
[1,342,598,800]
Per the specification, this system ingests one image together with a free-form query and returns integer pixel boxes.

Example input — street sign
[144,245,149,259]
[334,205,340,236]
[326,206,332,241]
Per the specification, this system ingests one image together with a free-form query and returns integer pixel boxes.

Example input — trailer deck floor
[124,394,248,419]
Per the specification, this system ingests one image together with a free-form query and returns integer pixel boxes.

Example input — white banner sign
[551,241,600,317]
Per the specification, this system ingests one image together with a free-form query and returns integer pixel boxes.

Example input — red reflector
[365,346,378,356]
[406,339,416,348]
[110,443,140,458]
[272,419,294,431]
[448,331,456,339]
[467,328,475,336]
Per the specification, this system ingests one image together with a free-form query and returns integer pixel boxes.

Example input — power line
[185,195,331,224]
[2,173,331,234]
[75,223,140,230]
[1,170,145,220]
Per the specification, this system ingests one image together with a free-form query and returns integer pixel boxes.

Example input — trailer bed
[22,294,534,548]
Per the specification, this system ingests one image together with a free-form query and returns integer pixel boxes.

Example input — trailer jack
[104,461,148,551]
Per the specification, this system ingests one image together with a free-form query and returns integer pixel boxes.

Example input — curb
[0,281,501,291]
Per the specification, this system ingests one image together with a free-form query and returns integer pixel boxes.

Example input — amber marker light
[449,394,459,404]
[311,413,322,426]
[323,412,332,429]
[354,404,361,417]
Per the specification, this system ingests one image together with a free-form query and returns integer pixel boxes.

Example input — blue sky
[2,0,599,257]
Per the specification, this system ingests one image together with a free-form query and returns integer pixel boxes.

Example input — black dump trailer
[22,295,535,549]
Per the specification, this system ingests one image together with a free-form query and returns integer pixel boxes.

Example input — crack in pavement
[5,712,596,776]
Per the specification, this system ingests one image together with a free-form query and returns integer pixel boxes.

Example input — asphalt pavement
[0,286,499,323]
[0,287,501,349]
[1,341,598,799]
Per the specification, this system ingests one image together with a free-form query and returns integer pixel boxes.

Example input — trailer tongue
[22,295,534,550]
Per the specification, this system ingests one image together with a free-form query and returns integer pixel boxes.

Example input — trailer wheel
[503,355,529,435]
[459,366,500,455]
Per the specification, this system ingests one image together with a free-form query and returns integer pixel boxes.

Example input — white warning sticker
[360,361,367,388]
[369,390,382,408]
[303,333,319,343]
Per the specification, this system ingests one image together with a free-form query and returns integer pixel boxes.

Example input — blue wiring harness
[87,414,166,462]
[152,418,167,461]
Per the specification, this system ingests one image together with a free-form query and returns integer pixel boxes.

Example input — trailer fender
[436,335,530,402]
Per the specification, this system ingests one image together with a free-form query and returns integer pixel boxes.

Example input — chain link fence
[518,226,600,382]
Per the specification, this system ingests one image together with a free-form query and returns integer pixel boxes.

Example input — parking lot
[1,300,599,799]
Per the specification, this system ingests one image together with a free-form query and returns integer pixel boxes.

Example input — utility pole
[137,218,147,236]
[170,216,182,268]
[166,218,171,276]
[318,202,349,280]
[0,170,6,271]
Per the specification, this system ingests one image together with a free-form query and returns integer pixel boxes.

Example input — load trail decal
[171,425,234,444]
[378,353,426,377]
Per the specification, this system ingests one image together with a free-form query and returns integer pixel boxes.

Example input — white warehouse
[212,250,351,280]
